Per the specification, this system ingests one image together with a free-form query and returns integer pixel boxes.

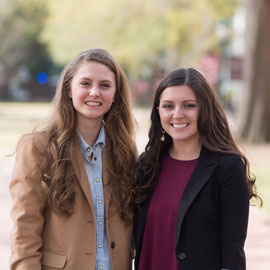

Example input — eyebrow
[79,77,113,83]
[161,99,197,103]
[183,99,197,102]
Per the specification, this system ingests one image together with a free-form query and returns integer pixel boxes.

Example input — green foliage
[0,0,57,90]
[40,0,239,77]
[41,0,166,75]
[0,0,240,82]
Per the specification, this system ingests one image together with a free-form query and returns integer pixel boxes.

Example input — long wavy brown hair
[33,49,136,221]
[134,68,260,205]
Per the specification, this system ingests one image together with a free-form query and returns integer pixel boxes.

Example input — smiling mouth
[171,123,189,128]
[85,101,102,106]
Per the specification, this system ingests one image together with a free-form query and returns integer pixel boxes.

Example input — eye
[184,103,196,109]
[80,81,90,86]
[162,103,173,109]
[101,84,110,88]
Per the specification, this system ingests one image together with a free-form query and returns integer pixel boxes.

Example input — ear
[157,106,159,111]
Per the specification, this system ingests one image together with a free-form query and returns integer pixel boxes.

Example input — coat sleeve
[10,134,46,270]
[219,155,250,270]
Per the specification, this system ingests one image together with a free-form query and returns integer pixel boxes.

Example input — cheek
[76,87,92,102]
[71,91,83,105]
[192,110,199,123]
[105,91,116,104]
[159,110,171,122]
[189,112,199,130]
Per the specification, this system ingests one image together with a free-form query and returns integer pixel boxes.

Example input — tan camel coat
[10,133,133,270]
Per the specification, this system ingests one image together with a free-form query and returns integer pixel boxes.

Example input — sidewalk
[246,207,270,268]
[0,157,14,270]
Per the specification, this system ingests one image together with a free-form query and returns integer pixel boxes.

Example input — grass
[252,167,270,213]
[0,102,51,158]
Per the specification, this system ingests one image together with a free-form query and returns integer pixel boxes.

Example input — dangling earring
[161,127,165,141]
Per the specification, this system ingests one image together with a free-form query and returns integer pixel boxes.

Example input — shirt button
[178,252,186,260]
[99,266,103,270]
[111,242,115,249]
[96,178,100,182]
[87,147,91,152]
[98,244,102,248]
[98,221,102,226]
[98,200,102,204]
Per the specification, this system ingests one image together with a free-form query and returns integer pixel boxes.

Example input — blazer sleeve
[219,155,250,270]
[10,134,46,270]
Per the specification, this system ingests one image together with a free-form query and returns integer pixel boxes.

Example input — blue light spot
[37,72,49,84]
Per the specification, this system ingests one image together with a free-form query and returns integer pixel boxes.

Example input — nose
[89,86,100,97]
[173,107,184,118]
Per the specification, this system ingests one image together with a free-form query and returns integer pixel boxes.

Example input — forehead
[160,85,197,102]
[74,61,115,81]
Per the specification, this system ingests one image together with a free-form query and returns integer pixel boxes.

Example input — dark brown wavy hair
[35,49,136,221]
[134,68,259,205]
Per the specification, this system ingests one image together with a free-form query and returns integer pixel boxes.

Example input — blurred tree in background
[1,0,269,142]
[41,0,238,77]
[0,0,59,100]
[39,0,238,106]
[0,0,238,100]
[239,0,270,142]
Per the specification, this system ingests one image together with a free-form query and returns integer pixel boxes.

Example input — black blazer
[134,146,250,270]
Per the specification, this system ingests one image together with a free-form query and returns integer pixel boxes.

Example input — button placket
[94,159,105,263]
[78,128,110,269]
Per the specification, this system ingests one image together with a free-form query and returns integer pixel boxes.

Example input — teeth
[86,101,101,106]
[172,123,188,128]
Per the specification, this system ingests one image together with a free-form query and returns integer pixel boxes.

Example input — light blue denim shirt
[77,125,111,270]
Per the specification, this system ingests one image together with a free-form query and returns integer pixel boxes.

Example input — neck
[77,118,102,146]
[170,138,202,161]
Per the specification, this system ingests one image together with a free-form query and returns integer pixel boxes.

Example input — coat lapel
[71,139,95,217]
[102,146,112,219]
[175,146,220,250]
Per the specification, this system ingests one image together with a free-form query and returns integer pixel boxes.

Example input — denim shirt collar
[77,124,105,156]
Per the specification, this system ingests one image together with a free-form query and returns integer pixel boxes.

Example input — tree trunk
[239,0,270,142]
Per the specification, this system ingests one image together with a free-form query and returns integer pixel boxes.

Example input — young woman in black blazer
[133,68,259,270]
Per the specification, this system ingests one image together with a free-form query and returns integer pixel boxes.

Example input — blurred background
[0,0,270,269]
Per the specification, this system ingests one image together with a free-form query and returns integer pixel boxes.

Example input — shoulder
[202,146,243,168]
[213,152,247,187]
[218,152,244,170]
[202,147,245,179]
[11,133,48,190]
[17,131,48,157]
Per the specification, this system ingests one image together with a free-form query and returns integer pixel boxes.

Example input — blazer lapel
[175,146,220,250]
[134,196,151,259]
[71,140,95,217]
[102,146,112,219]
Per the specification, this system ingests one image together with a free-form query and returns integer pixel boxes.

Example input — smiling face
[70,61,116,127]
[158,85,200,146]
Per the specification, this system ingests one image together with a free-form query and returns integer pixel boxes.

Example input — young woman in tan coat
[10,49,137,270]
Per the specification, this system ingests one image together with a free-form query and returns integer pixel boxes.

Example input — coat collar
[175,145,220,250]
[71,137,112,219]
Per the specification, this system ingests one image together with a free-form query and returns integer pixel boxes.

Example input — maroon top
[138,153,198,270]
